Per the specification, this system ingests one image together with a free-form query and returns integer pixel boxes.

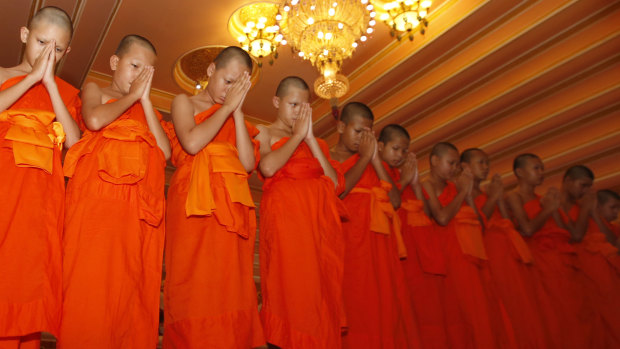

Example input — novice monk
[559,166,620,348]
[505,154,588,349]
[59,35,170,348]
[0,7,80,348]
[330,110,419,348]
[256,76,345,348]
[423,142,513,349]
[595,189,620,245]
[378,124,448,349]
[461,148,551,349]
[163,47,264,348]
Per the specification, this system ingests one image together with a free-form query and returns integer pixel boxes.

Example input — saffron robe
[59,101,166,348]
[163,105,264,348]
[568,205,620,348]
[0,76,80,341]
[336,156,420,349]
[436,182,515,349]
[259,137,345,349]
[475,194,551,349]
[522,198,590,349]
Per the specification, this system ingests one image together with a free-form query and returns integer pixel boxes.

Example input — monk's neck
[560,189,577,213]
[472,179,483,198]
[331,142,356,163]
[429,171,448,193]
[516,182,537,201]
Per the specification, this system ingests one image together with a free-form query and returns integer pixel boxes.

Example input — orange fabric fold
[400,199,432,227]
[0,109,65,173]
[488,218,534,264]
[454,206,487,260]
[0,75,80,337]
[185,141,254,217]
[351,181,407,258]
[163,105,265,348]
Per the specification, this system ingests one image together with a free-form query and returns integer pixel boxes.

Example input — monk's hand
[224,72,248,113]
[140,66,154,104]
[292,105,309,140]
[488,174,504,199]
[28,41,53,84]
[400,152,418,186]
[233,72,251,119]
[582,190,597,212]
[129,66,150,101]
[457,167,474,195]
[302,103,315,141]
[358,129,375,161]
[542,187,561,211]
[42,41,57,89]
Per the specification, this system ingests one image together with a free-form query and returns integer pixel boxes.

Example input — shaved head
[460,148,485,164]
[379,124,410,144]
[598,189,620,205]
[276,76,309,97]
[30,6,73,38]
[431,142,458,159]
[214,46,253,72]
[115,34,157,57]
[341,102,374,124]
[513,153,541,173]
[563,165,594,181]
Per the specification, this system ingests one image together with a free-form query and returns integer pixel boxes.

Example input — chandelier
[372,0,431,41]
[228,2,285,66]
[277,0,375,99]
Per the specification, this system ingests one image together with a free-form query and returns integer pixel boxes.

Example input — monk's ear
[206,62,216,78]
[110,55,120,71]
[430,154,438,167]
[20,27,29,44]
[515,167,524,179]
[377,141,385,152]
[336,120,346,134]
[272,96,280,109]
[65,46,71,55]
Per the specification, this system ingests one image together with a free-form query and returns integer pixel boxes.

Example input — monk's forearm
[259,134,303,177]
[341,155,371,198]
[481,197,497,220]
[178,105,233,155]
[434,190,467,226]
[142,100,171,160]
[306,137,337,186]
[411,182,431,217]
[570,209,590,242]
[0,75,38,112]
[372,159,400,208]
[233,116,256,172]
[84,94,137,131]
[497,198,510,219]
[46,81,81,148]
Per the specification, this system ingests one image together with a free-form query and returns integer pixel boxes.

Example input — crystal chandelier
[228,2,285,66]
[278,0,376,99]
[372,0,431,41]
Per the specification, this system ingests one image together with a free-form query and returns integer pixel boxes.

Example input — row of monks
[1,6,619,349]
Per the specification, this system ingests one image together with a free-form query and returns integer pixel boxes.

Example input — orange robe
[522,198,590,349]
[259,137,345,348]
[0,76,80,346]
[475,194,552,349]
[568,205,620,348]
[163,105,264,348]
[335,156,420,349]
[390,172,449,349]
[436,182,514,349]
[59,101,166,348]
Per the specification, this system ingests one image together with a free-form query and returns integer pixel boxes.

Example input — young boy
[422,142,513,349]
[255,76,345,348]
[461,148,550,348]
[331,110,419,348]
[558,166,620,347]
[596,189,620,245]
[378,124,448,349]
[163,46,264,348]
[59,35,170,348]
[0,6,80,348]
[505,154,588,349]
